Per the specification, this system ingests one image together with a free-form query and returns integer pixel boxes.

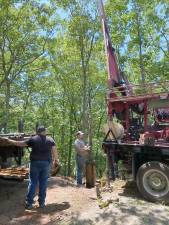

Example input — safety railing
[107,80,169,102]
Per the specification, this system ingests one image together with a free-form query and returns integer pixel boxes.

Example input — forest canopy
[0,0,168,176]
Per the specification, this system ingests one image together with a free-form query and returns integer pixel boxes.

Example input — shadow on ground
[119,180,142,199]
[58,180,169,225]
[0,202,70,225]
[119,180,169,206]
[0,178,71,225]
[1,178,169,225]
[37,202,70,214]
[48,176,76,189]
[56,204,169,225]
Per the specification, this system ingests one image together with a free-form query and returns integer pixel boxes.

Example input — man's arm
[6,139,28,147]
[74,143,90,156]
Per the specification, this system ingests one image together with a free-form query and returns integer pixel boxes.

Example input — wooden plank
[0,167,29,179]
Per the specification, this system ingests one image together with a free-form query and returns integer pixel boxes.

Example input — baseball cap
[37,125,46,133]
[76,131,84,136]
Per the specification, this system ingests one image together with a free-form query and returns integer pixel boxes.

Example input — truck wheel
[136,161,169,203]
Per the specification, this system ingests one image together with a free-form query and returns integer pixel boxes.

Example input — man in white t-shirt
[74,131,90,186]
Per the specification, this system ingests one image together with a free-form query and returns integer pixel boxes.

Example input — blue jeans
[26,160,50,206]
[76,155,85,185]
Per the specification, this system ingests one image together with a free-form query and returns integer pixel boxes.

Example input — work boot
[39,203,45,208]
[76,183,83,188]
[25,203,33,210]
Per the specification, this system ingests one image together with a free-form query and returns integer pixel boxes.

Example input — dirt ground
[0,176,169,225]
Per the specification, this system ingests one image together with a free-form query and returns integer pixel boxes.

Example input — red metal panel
[99,0,121,87]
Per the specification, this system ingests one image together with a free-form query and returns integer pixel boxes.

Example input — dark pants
[76,155,85,185]
[26,160,50,206]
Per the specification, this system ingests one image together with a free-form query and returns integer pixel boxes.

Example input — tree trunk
[60,96,66,176]
[135,4,145,84]
[88,86,93,156]
[67,104,74,176]
[4,80,10,133]
[81,55,88,135]
[18,120,24,132]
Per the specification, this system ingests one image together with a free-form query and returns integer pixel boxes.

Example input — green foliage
[0,0,168,176]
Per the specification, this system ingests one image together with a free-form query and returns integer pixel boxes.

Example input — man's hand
[84,145,90,151]
[0,137,26,147]
[52,158,60,167]
[51,158,60,176]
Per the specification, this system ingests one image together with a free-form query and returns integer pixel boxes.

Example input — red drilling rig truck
[99,0,169,203]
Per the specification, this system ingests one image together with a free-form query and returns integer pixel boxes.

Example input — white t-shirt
[74,139,85,156]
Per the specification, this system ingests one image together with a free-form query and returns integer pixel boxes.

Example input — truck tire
[136,161,169,203]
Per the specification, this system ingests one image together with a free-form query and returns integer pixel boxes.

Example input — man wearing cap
[74,131,90,186]
[5,125,58,209]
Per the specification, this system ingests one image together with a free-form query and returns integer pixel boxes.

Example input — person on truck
[4,125,59,210]
[74,131,90,187]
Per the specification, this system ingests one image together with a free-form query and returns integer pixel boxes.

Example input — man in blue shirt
[7,126,58,210]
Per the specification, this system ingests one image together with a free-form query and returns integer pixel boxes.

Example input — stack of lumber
[0,167,29,180]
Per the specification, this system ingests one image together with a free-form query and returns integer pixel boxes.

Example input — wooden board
[0,167,29,180]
